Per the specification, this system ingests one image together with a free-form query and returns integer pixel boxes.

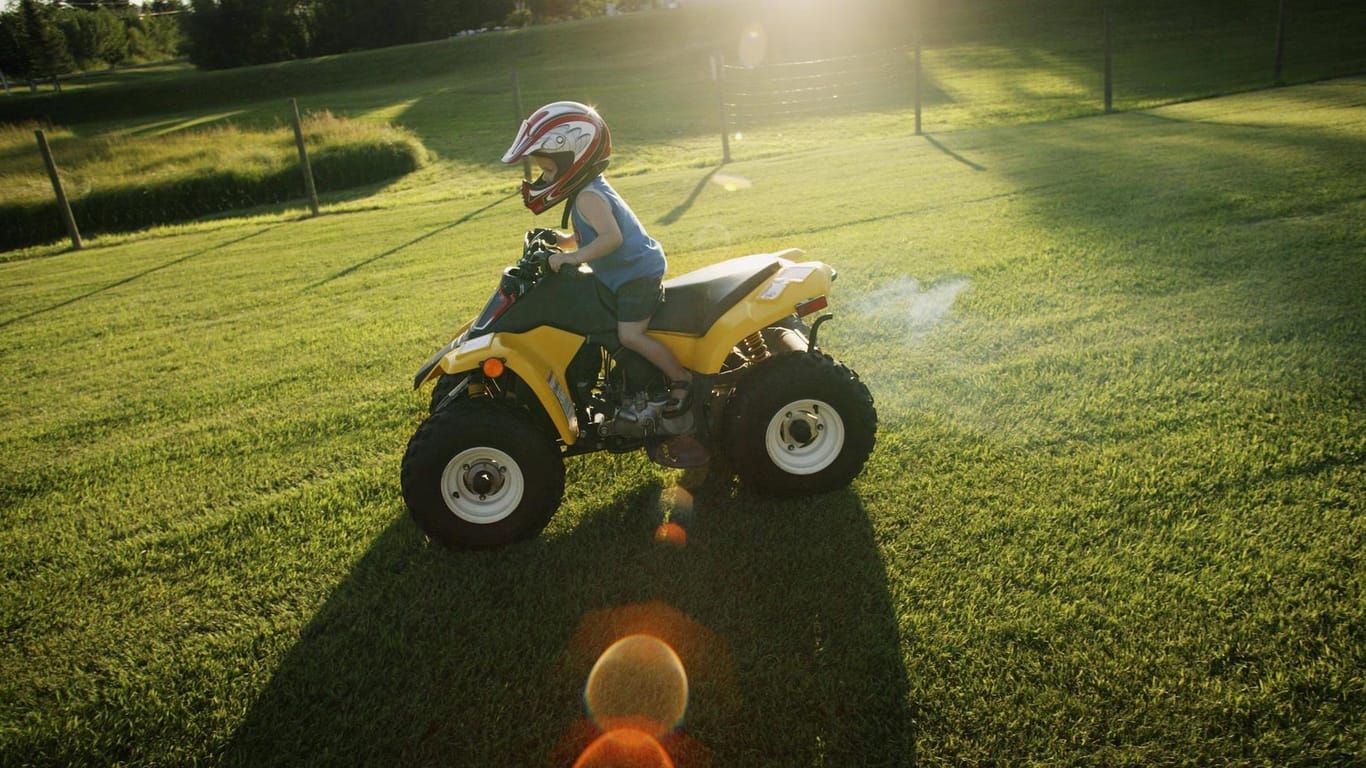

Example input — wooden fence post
[1103,3,1114,113]
[511,71,530,181]
[289,99,321,217]
[35,129,83,250]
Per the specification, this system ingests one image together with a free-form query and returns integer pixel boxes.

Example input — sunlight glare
[710,173,753,192]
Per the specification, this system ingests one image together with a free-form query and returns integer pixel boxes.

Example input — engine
[597,392,694,439]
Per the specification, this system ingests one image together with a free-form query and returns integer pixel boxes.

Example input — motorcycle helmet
[502,101,612,215]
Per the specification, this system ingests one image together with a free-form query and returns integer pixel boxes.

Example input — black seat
[649,253,785,336]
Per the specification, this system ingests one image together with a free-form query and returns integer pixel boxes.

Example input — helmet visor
[501,118,535,164]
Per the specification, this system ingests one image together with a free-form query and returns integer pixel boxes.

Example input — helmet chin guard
[503,101,612,215]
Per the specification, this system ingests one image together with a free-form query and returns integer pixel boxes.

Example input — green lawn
[3,0,1366,764]
[2,71,1363,764]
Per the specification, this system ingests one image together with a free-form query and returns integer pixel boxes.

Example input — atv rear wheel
[724,352,876,497]
[401,401,564,548]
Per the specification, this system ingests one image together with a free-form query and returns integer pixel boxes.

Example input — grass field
[3,3,1365,767]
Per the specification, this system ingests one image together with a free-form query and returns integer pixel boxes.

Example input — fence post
[1,69,9,95]
[35,129,83,250]
[1273,0,1288,85]
[289,98,321,217]
[1103,3,1114,113]
[713,53,732,163]
[913,34,923,135]
[511,71,530,181]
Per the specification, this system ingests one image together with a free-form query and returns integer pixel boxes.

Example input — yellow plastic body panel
[430,325,586,445]
[650,259,834,374]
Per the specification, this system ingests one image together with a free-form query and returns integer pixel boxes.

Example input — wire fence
[710,0,1366,159]
[721,48,912,127]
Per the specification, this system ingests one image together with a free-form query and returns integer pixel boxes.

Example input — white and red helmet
[502,101,612,215]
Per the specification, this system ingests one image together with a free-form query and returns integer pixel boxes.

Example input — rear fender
[425,325,585,446]
[652,256,836,373]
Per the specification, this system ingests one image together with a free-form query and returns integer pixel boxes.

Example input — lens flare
[573,728,674,768]
[584,634,688,737]
[710,173,752,192]
[653,522,688,547]
[738,23,768,68]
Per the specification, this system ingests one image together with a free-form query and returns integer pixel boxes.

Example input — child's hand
[548,252,575,273]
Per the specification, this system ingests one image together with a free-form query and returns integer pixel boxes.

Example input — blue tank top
[570,176,667,291]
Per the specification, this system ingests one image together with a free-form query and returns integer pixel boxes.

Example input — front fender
[422,326,585,446]
[413,320,473,390]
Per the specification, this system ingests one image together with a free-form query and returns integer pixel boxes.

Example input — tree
[0,9,31,81]
[58,6,129,68]
[187,0,308,69]
[20,0,74,80]
[130,1,189,61]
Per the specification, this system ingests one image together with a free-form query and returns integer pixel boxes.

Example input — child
[502,101,694,415]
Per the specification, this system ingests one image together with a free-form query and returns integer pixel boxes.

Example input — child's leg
[618,320,690,387]
[615,276,692,407]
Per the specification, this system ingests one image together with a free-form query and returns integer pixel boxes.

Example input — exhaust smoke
[859,276,972,342]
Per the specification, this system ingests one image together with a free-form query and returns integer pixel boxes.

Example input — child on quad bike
[501,101,695,415]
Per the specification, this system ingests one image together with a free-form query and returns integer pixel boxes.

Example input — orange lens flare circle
[584,634,688,737]
[653,522,687,547]
[573,728,674,768]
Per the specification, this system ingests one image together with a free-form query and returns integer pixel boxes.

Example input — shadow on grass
[0,224,278,330]
[304,191,518,291]
[219,477,914,767]
[924,134,986,172]
[657,165,723,226]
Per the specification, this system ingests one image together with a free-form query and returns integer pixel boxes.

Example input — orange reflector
[481,358,506,378]
[795,295,828,317]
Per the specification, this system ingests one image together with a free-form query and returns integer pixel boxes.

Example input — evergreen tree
[58,6,129,68]
[20,0,74,80]
[0,10,31,81]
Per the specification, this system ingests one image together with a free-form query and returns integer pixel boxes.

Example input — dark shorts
[615,275,665,323]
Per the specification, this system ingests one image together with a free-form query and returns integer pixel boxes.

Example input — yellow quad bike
[401,230,876,548]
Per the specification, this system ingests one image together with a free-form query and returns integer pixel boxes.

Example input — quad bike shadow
[218,482,915,767]
[402,230,878,549]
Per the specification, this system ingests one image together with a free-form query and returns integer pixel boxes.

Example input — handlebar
[517,229,561,282]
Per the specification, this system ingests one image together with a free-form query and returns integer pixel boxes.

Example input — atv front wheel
[401,401,565,548]
[428,373,465,413]
[725,352,876,497]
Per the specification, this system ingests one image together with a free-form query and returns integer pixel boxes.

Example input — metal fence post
[714,53,732,163]
[35,129,83,250]
[914,34,923,135]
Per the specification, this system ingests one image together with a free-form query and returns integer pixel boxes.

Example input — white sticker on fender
[759,265,817,300]
[458,334,493,355]
[547,371,578,435]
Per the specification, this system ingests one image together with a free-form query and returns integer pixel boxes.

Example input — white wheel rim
[764,398,845,475]
[440,446,525,524]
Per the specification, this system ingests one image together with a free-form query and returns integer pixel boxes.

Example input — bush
[0,114,428,251]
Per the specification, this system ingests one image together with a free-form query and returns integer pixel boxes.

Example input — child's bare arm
[549,190,622,271]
